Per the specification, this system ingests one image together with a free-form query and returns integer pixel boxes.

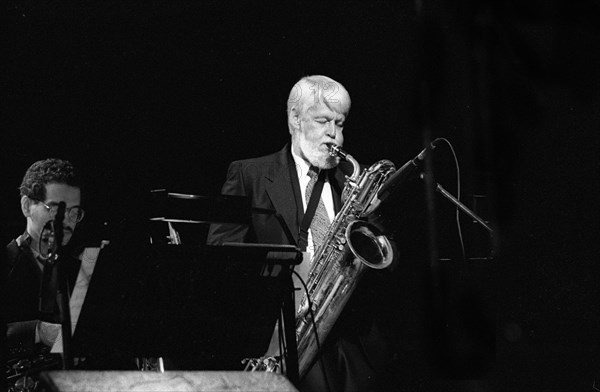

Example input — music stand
[130,243,300,370]
[69,191,301,383]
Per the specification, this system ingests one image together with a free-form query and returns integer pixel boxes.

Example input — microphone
[41,202,66,261]
[40,220,56,261]
[53,202,66,252]
[377,138,441,202]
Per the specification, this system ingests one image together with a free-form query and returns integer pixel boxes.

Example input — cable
[437,137,466,261]
[291,269,332,392]
[278,309,287,374]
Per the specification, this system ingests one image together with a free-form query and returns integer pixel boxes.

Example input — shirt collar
[16,231,46,269]
[17,230,50,261]
[16,231,32,248]
[290,145,312,180]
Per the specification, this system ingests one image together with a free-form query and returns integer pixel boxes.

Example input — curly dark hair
[19,158,82,201]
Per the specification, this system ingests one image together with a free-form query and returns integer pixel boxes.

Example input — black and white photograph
[3,1,599,391]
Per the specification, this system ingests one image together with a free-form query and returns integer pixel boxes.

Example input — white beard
[293,134,340,169]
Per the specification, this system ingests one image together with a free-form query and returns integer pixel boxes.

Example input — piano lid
[149,189,274,224]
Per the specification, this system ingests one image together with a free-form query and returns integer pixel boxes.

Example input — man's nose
[325,121,337,138]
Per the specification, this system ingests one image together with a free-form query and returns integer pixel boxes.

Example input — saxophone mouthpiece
[327,143,348,160]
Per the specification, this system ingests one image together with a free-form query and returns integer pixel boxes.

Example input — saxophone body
[295,144,396,377]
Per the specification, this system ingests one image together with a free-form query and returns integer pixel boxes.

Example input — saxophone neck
[327,144,360,182]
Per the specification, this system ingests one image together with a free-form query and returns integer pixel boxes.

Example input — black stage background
[3,1,599,391]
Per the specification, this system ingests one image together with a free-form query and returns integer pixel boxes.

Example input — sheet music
[51,245,104,353]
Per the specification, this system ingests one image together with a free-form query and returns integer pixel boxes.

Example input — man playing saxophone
[207,75,397,392]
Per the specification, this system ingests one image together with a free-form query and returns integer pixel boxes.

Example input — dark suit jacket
[207,143,354,247]
[207,144,396,391]
[6,237,81,353]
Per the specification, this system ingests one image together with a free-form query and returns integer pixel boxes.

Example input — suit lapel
[262,147,356,243]
[264,145,302,245]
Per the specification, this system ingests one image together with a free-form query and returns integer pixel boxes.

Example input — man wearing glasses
[6,158,85,355]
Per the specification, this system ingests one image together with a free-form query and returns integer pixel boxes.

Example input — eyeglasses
[39,201,85,223]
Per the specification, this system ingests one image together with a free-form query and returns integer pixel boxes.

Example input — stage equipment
[376,138,440,204]
[136,191,301,382]
[39,370,299,391]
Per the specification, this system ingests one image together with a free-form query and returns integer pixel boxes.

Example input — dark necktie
[306,167,331,252]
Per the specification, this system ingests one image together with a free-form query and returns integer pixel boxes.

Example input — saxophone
[295,144,396,377]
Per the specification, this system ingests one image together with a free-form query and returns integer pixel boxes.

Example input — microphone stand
[53,205,74,370]
[56,254,73,369]
[432,181,493,234]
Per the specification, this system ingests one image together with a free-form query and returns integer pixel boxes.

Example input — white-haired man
[208,75,395,391]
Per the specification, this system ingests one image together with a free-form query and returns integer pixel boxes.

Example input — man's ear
[21,196,32,218]
[289,107,301,134]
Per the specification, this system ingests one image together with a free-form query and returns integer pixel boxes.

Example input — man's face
[25,183,82,248]
[291,100,348,169]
